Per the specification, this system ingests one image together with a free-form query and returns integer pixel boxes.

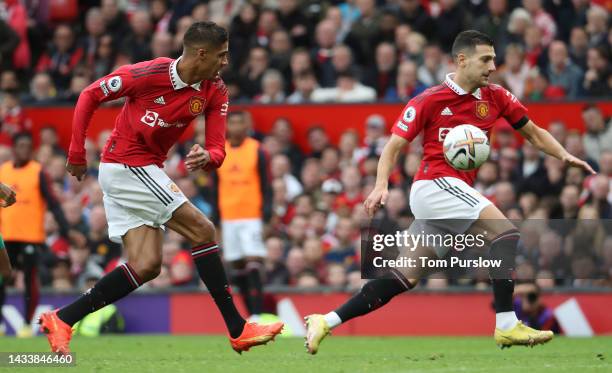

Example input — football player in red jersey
[304,30,595,353]
[39,22,282,355]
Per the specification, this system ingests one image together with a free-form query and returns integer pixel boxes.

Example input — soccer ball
[443,124,490,171]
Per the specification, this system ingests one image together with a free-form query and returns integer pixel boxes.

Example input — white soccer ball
[443,124,490,171]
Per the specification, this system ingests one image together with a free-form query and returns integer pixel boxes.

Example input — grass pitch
[2,335,611,373]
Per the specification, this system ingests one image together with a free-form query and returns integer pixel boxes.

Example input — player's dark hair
[12,131,33,145]
[451,30,494,60]
[183,21,228,49]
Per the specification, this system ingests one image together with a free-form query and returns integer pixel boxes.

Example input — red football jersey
[68,57,229,170]
[391,73,528,185]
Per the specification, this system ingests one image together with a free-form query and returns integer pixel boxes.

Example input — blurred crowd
[0,0,610,117]
[0,101,611,293]
[0,0,610,293]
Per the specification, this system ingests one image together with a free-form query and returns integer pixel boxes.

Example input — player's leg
[305,235,436,355]
[40,225,162,353]
[473,205,553,347]
[221,220,253,315]
[165,203,283,353]
[237,219,267,320]
[0,235,8,335]
[18,243,40,337]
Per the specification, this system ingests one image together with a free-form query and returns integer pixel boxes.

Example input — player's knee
[132,257,162,282]
[190,216,216,244]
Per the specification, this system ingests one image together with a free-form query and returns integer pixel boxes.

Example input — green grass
[2,335,611,373]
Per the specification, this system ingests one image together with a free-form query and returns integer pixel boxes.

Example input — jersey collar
[170,57,202,91]
[444,73,482,100]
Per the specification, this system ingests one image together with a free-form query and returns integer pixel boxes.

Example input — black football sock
[245,261,264,316]
[335,270,412,323]
[489,229,520,313]
[192,243,245,338]
[57,263,143,326]
[232,270,252,314]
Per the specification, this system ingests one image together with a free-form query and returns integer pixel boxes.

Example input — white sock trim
[324,312,342,329]
[496,311,519,331]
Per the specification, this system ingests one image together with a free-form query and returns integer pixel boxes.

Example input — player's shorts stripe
[135,167,175,203]
[127,166,171,206]
[438,178,480,206]
[433,179,476,207]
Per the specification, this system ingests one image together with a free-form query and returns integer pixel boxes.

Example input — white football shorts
[98,162,188,243]
[407,176,492,257]
[221,218,266,262]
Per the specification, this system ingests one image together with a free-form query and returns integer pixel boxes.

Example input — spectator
[582,105,612,163]
[271,154,303,201]
[522,0,556,46]
[80,8,107,67]
[150,0,172,33]
[500,44,531,99]
[546,41,583,98]
[385,60,427,102]
[287,69,319,104]
[36,24,84,91]
[255,69,285,104]
[359,114,389,159]
[228,2,258,70]
[417,44,449,86]
[269,118,303,176]
[324,6,350,43]
[306,127,330,159]
[582,46,611,97]
[0,92,30,138]
[474,0,510,62]
[120,9,153,63]
[268,30,293,84]
[3,0,30,70]
[255,8,280,48]
[240,46,269,98]
[585,6,608,47]
[514,282,561,333]
[568,27,589,70]
[319,44,359,88]
[151,31,173,58]
[435,0,471,53]
[363,42,398,99]
[345,0,382,66]
[92,34,116,79]
[0,70,19,92]
[265,236,290,285]
[286,247,306,285]
[311,69,376,103]
[507,7,532,45]
[277,0,309,47]
[397,0,435,40]
[100,0,130,42]
[311,19,339,81]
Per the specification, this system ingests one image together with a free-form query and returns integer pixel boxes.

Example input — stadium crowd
[0,0,610,293]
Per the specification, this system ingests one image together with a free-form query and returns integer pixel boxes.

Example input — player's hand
[66,162,87,181]
[364,186,389,218]
[563,154,596,175]
[0,183,16,207]
[185,144,210,172]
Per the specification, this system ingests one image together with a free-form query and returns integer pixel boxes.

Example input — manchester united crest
[189,97,204,115]
[475,101,489,119]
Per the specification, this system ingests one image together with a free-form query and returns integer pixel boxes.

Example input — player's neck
[176,57,201,85]
[452,73,479,94]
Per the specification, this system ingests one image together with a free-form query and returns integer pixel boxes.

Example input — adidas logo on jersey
[154,96,166,105]
[441,107,453,116]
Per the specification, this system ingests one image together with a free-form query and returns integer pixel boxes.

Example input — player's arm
[0,239,11,279]
[365,101,423,217]
[365,134,409,215]
[68,66,140,180]
[518,120,595,174]
[186,86,229,172]
[257,146,273,223]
